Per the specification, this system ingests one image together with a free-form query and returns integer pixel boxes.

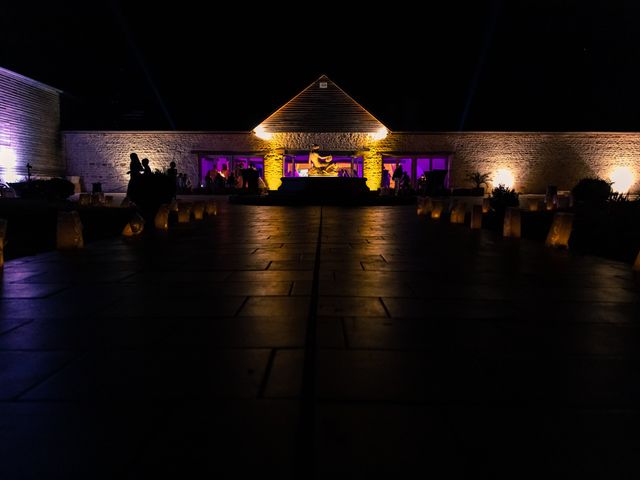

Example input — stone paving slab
[0,202,639,478]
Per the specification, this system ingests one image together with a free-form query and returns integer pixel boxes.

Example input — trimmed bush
[489,184,519,214]
[571,177,612,205]
[9,178,75,200]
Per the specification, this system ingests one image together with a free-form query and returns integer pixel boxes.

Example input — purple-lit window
[200,156,230,186]
[383,158,412,188]
[416,158,431,179]
[432,158,447,170]
[200,155,264,187]
[284,155,363,177]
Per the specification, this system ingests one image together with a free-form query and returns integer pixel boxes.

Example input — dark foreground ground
[1,203,639,479]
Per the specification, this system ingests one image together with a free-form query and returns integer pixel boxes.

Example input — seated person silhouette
[308,144,336,175]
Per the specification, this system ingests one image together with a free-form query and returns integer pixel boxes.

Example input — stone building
[1,67,638,194]
[63,75,640,194]
[0,67,63,183]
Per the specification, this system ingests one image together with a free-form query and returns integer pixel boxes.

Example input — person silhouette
[141,158,152,175]
[167,161,177,198]
[392,162,403,196]
[127,153,143,197]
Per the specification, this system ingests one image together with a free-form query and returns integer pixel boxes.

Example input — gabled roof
[256,75,387,133]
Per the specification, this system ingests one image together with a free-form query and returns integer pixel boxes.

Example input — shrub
[571,177,612,205]
[489,184,519,213]
[466,171,491,189]
[9,178,75,200]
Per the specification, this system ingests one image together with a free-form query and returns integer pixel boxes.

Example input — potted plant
[466,171,491,196]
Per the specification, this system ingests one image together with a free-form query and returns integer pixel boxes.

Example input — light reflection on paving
[0,202,639,478]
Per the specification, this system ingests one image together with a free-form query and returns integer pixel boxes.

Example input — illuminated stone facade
[0,67,62,182]
[2,67,637,194]
[64,131,640,193]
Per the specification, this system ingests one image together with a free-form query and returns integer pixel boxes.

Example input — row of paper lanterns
[0,199,221,266]
[416,197,640,270]
[123,199,218,237]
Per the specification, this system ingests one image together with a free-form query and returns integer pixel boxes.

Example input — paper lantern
[154,204,170,230]
[545,197,556,211]
[78,193,91,207]
[482,197,491,213]
[557,195,570,209]
[431,201,444,219]
[177,203,192,223]
[450,203,466,224]
[192,202,205,221]
[417,197,433,216]
[545,185,558,211]
[91,192,104,206]
[122,213,145,237]
[205,200,217,216]
[0,218,7,268]
[417,197,431,216]
[633,250,640,272]
[57,211,84,249]
[503,207,521,238]
[470,205,483,229]
[545,212,574,248]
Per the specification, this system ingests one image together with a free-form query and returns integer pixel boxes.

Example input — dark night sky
[2,0,639,132]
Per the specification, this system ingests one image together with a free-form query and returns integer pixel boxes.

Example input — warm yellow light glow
[205,200,217,216]
[470,205,483,229]
[369,127,388,141]
[431,201,444,219]
[545,212,574,248]
[610,166,634,192]
[154,205,169,230]
[192,202,205,220]
[57,211,84,248]
[253,125,273,140]
[493,168,515,189]
[503,207,521,238]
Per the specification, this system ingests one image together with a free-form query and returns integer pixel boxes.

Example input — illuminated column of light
[363,146,382,190]
[263,150,284,190]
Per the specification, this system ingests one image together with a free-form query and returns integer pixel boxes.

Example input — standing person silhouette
[392,161,404,196]
[127,153,143,197]
[141,158,152,175]
[167,161,178,198]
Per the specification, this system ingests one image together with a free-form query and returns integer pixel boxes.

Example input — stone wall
[270,132,371,151]
[383,132,640,193]
[0,67,62,182]
[63,131,266,192]
[63,130,640,193]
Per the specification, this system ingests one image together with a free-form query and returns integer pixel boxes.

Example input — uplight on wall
[610,166,634,192]
[253,125,273,141]
[369,127,388,141]
[493,168,515,189]
[0,146,19,183]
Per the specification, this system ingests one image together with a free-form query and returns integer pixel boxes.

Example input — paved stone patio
[1,202,639,478]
